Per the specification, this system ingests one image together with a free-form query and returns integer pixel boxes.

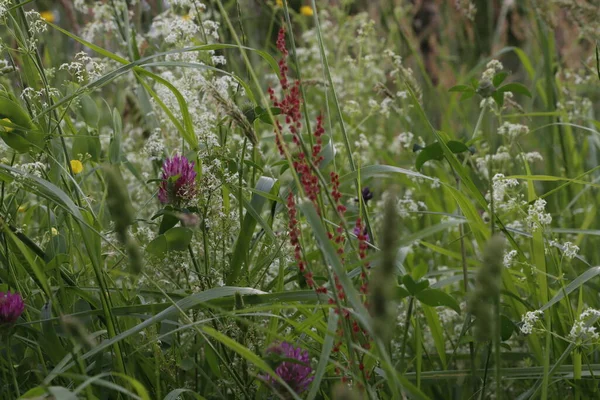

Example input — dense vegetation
[0,0,599,399]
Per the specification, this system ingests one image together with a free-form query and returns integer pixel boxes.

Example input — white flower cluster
[481,59,503,81]
[14,162,47,179]
[60,52,104,83]
[489,173,519,203]
[497,122,529,139]
[520,310,543,335]
[25,11,48,35]
[523,151,543,163]
[525,198,552,232]
[561,241,580,259]
[455,0,477,20]
[475,147,511,179]
[0,0,10,20]
[569,308,600,343]
[503,249,518,268]
[392,132,414,151]
[143,130,166,161]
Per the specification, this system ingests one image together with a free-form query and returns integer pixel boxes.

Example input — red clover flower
[158,154,197,206]
[262,342,314,395]
[0,291,25,324]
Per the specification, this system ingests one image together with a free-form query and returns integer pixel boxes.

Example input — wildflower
[355,187,374,205]
[262,342,314,395]
[70,160,84,174]
[562,241,580,259]
[300,5,313,16]
[51,227,58,236]
[497,122,529,139]
[503,249,518,268]
[525,198,552,232]
[520,310,543,335]
[39,10,55,22]
[276,0,283,6]
[0,291,25,324]
[481,59,503,81]
[158,154,197,205]
[1,118,13,132]
[490,173,519,203]
[569,308,600,343]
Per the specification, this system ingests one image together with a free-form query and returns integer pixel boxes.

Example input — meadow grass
[0,0,599,399]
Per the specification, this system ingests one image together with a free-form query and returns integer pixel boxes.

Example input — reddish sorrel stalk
[269,26,372,385]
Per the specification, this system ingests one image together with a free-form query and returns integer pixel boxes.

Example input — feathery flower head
[158,154,197,205]
[262,342,314,395]
[0,291,25,324]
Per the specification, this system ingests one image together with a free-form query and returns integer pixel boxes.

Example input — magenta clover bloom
[261,342,314,396]
[0,291,25,324]
[158,155,197,205]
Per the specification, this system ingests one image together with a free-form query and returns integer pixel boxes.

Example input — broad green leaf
[448,84,473,93]
[402,275,430,296]
[416,289,461,314]
[497,82,532,97]
[492,71,509,87]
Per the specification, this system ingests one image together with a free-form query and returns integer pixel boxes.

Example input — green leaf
[500,314,515,341]
[492,71,510,87]
[540,266,600,312]
[497,82,532,97]
[460,91,476,101]
[402,275,430,296]
[492,90,505,108]
[416,289,461,314]
[415,140,470,170]
[306,308,338,400]
[164,389,207,400]
[109,109,122,164]
[79,94,99,126]
[448,84,473,93]
[396,286,410,300]
[227,176,279,285]
[72,128,101,162]
[158,207,180,234]
[421,304,447,368]
[146,227,193,256]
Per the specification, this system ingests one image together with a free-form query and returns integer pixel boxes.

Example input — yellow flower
[1,118,14,133]
[51,227,59,236]
[70,160,84,174]
[300,5,313,16]
[40,11,55,23]
[276,0,283,6]
[18,205,27,213]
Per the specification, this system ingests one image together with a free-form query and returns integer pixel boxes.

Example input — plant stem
[399,296,415,372]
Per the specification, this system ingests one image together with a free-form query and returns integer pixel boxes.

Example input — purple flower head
[353,225,370,243]
[158,155,197,205]
[261,342,314,396]
[361,187,373,203]
[354,187,374,205]
[0,291,25,324]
